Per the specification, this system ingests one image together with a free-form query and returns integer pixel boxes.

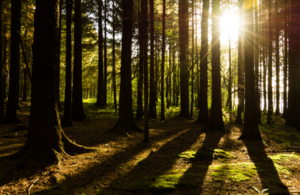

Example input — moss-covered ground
[0,101,300,195]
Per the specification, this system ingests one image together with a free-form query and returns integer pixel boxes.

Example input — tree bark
[62,0,74,127]
[149,0,156,119]
[207,0,225,131]
[17,0,93,163]
[161,0,166,122]
[196,0,209,124]
[239,0,262,141]
[267,0,273,124]
[3,0,21,124]
[275,0,280,116]
[72,0,85,121]
[104,0,107,105]
[178,0,190,119]
[110,0,142,135]
[96,0,104,107]
[0,0,3,120]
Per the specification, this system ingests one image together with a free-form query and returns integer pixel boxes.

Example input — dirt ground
[0,101,300,195]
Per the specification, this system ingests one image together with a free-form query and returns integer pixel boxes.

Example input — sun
[220,11,240,44]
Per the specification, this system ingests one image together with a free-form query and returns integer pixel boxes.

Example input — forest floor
[0,99,300,195]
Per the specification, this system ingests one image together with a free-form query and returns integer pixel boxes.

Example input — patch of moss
[179,149,235,162]
[269,153,300,163]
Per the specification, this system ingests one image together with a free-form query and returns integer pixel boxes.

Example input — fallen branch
[28,177,38,195]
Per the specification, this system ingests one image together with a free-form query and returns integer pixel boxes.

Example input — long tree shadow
[18,121,199,194]
[243,140,290,195]
[100,123,206,194]
[176,130,225,194]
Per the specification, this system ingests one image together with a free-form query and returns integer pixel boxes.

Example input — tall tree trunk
[3,25,8,101]
[136,1,143,120]
[196,0,209,124]
[149,0,156,118]
[178,0,190,119]
[110,0,142,134]
[112,0,117,114]
[57,0,63,109]
[239,0,262,140]
[172,43,176,107]
[62,0,74,127]
[282,0,288,118]
[207,0,225,131]
[228,32,232,110]
[190,0,194,117]
[0,0,3,120]
[267,0,273,124]
[275,0,280,115]
[3,0,21,124]
[72,0,84,121]
[235,0,243,124]
[286,0,299,128]
[104,0,107,105]
[161,0,166,122]
[255,0,261,123]
[96,0,104,107]
[142,0,149,142]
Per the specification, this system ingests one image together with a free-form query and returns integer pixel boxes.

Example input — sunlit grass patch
[178,149,235,162]
[268,153,300,163]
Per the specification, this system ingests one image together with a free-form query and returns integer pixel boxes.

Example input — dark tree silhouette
[207,0,225,131]
[62,0,74,127]
[110,0,142,135]
[196,0,209,124]
[3,0,21,124]
[96,0,104,107]
[239,0,262,141]
[16,0,92,163]
[161,0,166,122]
[0,0,3,120]
[149,0,156,119]
[178,0,190,119]
[72,0,85,121]
[267,0,273,124]
[104,0,108,105]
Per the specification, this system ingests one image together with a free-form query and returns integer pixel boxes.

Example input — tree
[239,0,262,140]
[72,0,85,121]
[161,0,166,122]
[275,0,280,116]
[112,0,117,114]
[196,0,209,124]
[207,0,225,131]
[96,0,104,107]
[15,0,92,163]
[267,0,273,124]
[0,0,3,120]
[3,0,21,124]
[149,0,156,119]
[104,0,108,105]
[110,0,142,135]
[136,0,143,120]
[178,0,190,119]
[142,0,149,142]
[62,0,74,127]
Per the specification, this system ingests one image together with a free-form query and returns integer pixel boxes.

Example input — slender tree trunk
[104,0,107,105]
[62,0,74,127]
[286,0,299,128]
[255,0,261,123]
[141,0,149,142]
[282,0,288,118]
[190,0,194,117]
[207,0,225,131]
[235,0,243,124]
[3,0,21,124]
[0,0,3,120]
[110,0,142,134]
[96,0,104,107]
[3,25,8,101]
[149,0,156,118]
[161,0,166,122]
[172,44,176,107]
[136,1,143,120]
[57,0,63,109]
[179,0,190,119]
[275,0,280,115]
[112,0,117,114]
[239,0,262,140]
[267,0,273,124]
[72,0,84,121]
[196,0,209,124]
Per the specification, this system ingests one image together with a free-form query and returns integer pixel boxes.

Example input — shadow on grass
[177,130,225,194]
[100,124,205,194]
[243,140,290,195]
